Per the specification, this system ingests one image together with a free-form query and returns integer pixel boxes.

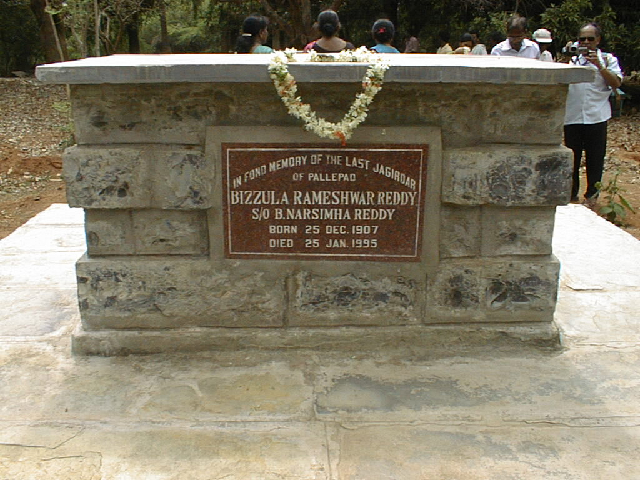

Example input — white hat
[533,29,552,43]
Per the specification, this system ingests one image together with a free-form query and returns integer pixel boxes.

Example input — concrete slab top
[35,53,594,85]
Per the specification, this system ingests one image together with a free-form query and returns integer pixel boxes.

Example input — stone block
[85,209,134,256]
[426,257,559,323]
[481,207,555,256]
[72,322,561,355]
[64,145,210,209]
[152,149,212,209]
[304,84,565,149]
[439,206,481,258]
[64,146,150,209]
[132,210,209,255]
[427,264,484,321]
[290,272,421,326]
[484,260,559,315]
[70,84,282,145]
[441,145,572,206]
[482,85,567,145]
[69,84,565,150]
[75,256,285,329]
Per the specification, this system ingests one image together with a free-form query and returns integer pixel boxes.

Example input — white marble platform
[0,204,639,478]
[35,53,594,84]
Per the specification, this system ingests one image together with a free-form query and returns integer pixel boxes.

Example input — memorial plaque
[222,144,429,261]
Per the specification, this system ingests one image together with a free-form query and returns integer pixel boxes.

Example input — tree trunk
[71,22,88,58]
[158,0,172,53]
[103,16,116,54]
[94,0,101,56]
[259,0,345,49]
[126,13,141,53]
[29,0,68,63]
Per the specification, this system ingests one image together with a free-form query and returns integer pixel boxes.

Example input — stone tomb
[35,54,593,355]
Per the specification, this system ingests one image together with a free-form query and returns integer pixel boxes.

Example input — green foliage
[595,171,636,226]
[168,25,212,52]
[535,0,640,70]
[52,100,71,113]
[139,0,216,53]
[52,101,76,148]
[539,0,592,50]
[603,20,640,74]
[338,0,385,48]
[608,0,640,72]
[619,23,640,73]
[0,0,43,75]
[593,3,622,51]
[201,0,259,52]
[5,0,640,72]
[470,11,510,35]
[467,11,510,46]
[57,0,95,58]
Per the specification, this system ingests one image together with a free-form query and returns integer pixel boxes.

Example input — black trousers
[564,121,608,199]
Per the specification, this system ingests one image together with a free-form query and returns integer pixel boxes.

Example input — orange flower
[335,131,347,146]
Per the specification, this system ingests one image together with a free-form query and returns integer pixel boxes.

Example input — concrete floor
[0,204,639,479]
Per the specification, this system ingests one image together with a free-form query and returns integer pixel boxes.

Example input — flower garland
[267,47,390,146]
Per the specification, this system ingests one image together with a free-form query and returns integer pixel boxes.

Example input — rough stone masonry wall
[64,82,572,331]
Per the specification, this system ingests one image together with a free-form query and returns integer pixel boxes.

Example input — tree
[0,0,42,74]
[17,0,639,73]
[156,0,170,52]
[259,0,345,48]
[540,0,592,52]
[57,0,95,58]
[99,0,154,53]
[29,0,69,62]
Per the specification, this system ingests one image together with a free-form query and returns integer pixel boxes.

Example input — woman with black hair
[310,10,354,53]
[371,19,399,53]
[235,15,273,54]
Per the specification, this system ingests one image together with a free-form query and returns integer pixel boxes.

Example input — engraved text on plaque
[222,144,429,261]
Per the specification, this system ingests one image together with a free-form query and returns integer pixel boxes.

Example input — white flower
[267,49,389,144]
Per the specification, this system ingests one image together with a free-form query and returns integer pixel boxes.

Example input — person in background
[490,15,539,59]
[533,28,554,61]
[436,31,453,54]
[371,19,400,53]
[310,10,354,53]
[486,31,505,53]
[470,31,487,55]
[235,15,273,54]
[404,34,419,53]
[557,41,578,64]
[564,22,623,206]
[453,32,473,54]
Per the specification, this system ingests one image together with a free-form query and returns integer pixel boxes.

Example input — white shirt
[539,50,553,62]
[471,44,487,55]
[490,38,540,59]
[437,44,453,54]
[564,50,623,125]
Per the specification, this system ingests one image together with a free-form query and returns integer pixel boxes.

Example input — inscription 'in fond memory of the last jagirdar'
[222,144,429,261]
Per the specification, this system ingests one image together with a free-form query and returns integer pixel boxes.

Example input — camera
[562,44,590,55]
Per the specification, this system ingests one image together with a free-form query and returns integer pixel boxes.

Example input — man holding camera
[564,23,623,206]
